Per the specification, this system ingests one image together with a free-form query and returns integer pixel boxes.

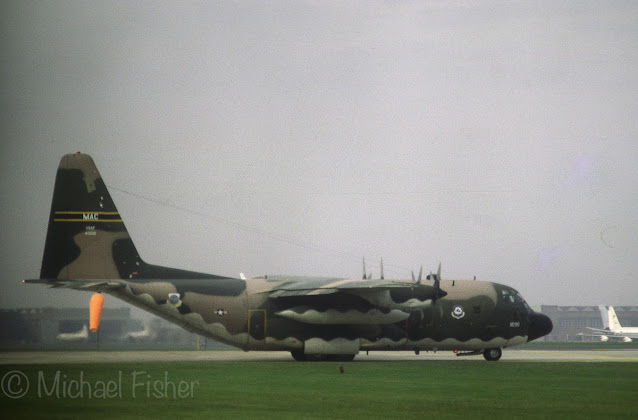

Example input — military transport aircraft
[25,153,552,361]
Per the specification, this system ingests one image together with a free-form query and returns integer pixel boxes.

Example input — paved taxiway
[2,349,638,364]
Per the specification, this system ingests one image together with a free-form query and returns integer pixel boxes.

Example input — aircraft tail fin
[607,306,623,332]
[40,153,226,282]
[598,305,610,329]
[40,153,143,280]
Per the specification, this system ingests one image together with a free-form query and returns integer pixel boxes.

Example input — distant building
[540,305,638,341]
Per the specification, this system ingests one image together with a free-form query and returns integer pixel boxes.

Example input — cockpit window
[502,289,533,312]
[501,289,515,303]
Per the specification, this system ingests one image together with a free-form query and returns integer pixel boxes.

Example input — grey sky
[1,1,637,311]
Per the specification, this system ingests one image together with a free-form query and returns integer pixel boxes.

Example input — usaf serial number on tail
[25,153,552,361]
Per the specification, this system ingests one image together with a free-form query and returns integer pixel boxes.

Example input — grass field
[2,361,637,419]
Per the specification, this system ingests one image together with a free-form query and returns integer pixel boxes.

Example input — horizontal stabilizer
[23,278,126,291]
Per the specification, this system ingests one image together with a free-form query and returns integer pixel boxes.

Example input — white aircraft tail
[607,306,623,332]
[598,305,610,329]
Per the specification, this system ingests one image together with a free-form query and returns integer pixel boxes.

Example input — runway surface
[2,349,638,364]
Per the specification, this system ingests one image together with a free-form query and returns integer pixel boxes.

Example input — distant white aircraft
[121,323,156,341]
[57,324,89,341]
[586,306,638,342]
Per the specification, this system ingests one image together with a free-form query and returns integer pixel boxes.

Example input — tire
[483,348,502,361]
[327,354,356,362]
[291,351,323,361]
[291,352,356,362]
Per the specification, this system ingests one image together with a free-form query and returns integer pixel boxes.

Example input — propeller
[426,263,447,300]
[411,265,423,284]
[380,258,384,280]
[362,257,371,279]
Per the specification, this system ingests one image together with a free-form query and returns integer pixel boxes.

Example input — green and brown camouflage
[26,153,552,361]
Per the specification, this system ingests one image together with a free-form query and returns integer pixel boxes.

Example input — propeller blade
[432,262,446,299]
[380,258,384,280]
[417,265,423,284]
[362,257,367,280]
[434,262,441,289]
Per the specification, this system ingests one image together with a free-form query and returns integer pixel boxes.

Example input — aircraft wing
[583,328,620,341]
[582,328,634,342]
[268,277,443,324]
[585,327,613,335]
[268,277,409,297]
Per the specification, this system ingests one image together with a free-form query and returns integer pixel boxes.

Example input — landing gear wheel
[291,352,356,362]
[483,348,502,361]
[327,354,356,362]
[290,351,324,361]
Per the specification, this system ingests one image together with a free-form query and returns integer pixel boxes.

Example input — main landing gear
[290,350,356,362]
[483,348,502,361]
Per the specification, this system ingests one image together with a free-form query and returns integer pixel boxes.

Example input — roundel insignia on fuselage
[451,305,465,319]
[168,293,182,307]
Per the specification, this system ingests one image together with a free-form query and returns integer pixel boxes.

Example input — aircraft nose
[527,312,553,342]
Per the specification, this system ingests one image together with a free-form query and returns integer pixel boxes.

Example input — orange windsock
[89,293,104,332]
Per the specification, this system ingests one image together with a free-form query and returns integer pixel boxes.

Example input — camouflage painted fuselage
[29,153,552,358]
[108,276,533,353]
